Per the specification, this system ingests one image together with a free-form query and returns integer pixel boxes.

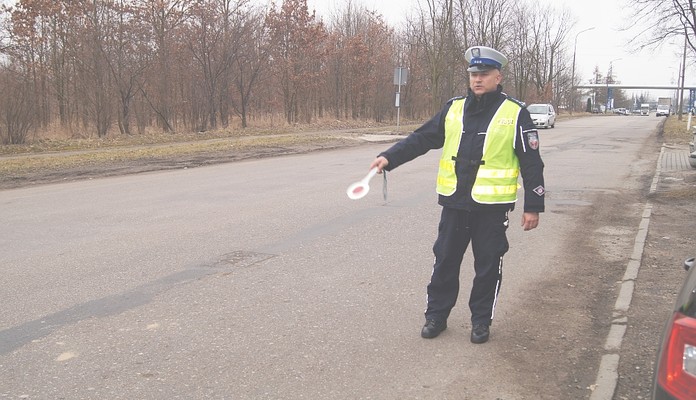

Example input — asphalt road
[0,115,665,399]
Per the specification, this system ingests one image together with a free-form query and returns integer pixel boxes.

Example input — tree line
[0,0,620,144]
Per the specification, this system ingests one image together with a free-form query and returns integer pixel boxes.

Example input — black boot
[421,319,447,338]
[470,324,490,344]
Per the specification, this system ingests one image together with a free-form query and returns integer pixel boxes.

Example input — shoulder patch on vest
[527,131,539,150]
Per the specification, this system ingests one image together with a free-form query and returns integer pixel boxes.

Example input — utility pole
[606,58,621,112]
[571,27,595,114]
[678,29,687,121]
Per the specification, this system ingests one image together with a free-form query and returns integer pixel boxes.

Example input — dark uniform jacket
[379,85,545,213]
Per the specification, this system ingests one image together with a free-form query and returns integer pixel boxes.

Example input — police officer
[369,46,545,344]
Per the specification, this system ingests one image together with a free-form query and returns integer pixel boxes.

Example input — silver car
[527,103,556,129]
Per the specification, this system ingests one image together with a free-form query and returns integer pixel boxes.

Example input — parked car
[651,257,696,399]
[527,103,556,129]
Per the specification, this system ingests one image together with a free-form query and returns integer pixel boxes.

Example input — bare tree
[227,2,267,128]
[326,4,396,121]
[411,0,459,113]
[141,0,189,133]
[629,0,696,53]
[266,0,328,124]
[629,0,696,117]
[5,0,58,129]
[186,0,252,131]
[410,0,515,112]
[506,2,534,101]
[74,0,115,138]
[525,3,572,105]
[0,66,35,144]
[97,0,152,136]
[464,0,512,51]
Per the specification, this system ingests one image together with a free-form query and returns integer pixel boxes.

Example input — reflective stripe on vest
[436,98,521,204]
[436,99,466,196]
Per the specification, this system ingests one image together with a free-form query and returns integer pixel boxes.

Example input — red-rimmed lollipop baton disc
[347,168,378,200]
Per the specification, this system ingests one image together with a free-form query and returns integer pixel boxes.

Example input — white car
[656,105,671,117]
[527,103,556,129]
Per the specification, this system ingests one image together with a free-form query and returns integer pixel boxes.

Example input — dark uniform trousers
[425,207,510,326]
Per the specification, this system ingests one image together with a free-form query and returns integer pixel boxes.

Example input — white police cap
[465,46,508,72]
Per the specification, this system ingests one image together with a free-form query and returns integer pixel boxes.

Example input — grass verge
[662,114,695,144]
[0,134,354,176]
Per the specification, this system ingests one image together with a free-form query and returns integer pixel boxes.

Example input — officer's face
[469,69,502,97]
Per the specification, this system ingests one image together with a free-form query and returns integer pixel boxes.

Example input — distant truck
[656,97,672,117]
[640,103,650,116]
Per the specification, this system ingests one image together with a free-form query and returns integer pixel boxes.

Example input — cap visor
[467,65,498,72]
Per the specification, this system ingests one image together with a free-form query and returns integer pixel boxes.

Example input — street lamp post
[606,58,622,112]
[571,27,595,114]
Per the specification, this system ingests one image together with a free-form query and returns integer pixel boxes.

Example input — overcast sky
[305,0,694,95]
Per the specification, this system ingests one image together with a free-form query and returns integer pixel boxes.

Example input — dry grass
[659,186,696,199]
[662,114,695,144]
[0,118,421,179]
[0,120,383,156]
[0,134,355,176]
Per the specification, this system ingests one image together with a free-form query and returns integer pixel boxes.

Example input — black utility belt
[452,156,485,166]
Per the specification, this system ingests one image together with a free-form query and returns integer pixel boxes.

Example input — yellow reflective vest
[436,98,521,204]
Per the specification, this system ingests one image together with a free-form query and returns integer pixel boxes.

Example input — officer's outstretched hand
[521,212,539,231]
[370,156,389,173]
